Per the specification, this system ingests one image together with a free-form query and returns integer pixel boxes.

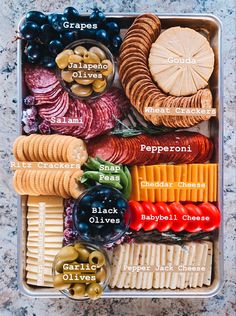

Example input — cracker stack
[12,135,86,198]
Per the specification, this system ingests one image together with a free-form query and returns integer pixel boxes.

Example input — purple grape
[38,120,51,134]
[63,237,71,246]
[64,228,74,239]
[24,95,36,107]
[64,199,72,208]
[22,106,38,126]
[65,215,73,228]
[23,122,38,134]
[65,206,73,216]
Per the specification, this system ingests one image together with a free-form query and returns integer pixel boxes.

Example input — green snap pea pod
[81,171,123,190]
[119,167,129,191]
[96,157,116,168]
[123,166,132,199]
[84,157,101,170]
[81,171,101,183]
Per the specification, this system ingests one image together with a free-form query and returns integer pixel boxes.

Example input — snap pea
[84,157,101,171]
[123,166,132,199]
[81,171,123,190]
[119,167,129,191]
[95,157,116,168]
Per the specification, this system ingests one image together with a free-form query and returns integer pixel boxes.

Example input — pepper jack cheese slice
[149,27,214,96]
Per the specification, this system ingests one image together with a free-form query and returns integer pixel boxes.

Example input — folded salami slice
[24,65,58,90]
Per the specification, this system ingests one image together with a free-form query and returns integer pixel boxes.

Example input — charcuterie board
[15,10,223,299]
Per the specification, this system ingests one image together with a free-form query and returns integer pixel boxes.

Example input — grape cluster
[20,7,122,68]
[22,96,38,134]
[63,199,78,245]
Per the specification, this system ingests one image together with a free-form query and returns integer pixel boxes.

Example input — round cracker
[66,138,88,164]
[68,170,84,199]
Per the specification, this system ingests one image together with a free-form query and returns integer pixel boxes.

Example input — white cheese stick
[27,236,64,243]
[27,271,53,283]
[27,251,55,262]
[26,264,52,276]
[27,212,63,219]
[27,241,63,248]
[26,257,53,267]
[27,247,59,256]
[27,278,53,287]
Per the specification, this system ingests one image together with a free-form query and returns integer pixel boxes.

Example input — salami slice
[24,65,58,89]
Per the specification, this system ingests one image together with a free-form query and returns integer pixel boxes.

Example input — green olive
[89,47,107,61]
[75,247,90,263]
[61,70,74,83]
[95,267,107,283]
[101,59,113,76]
[69,283,86,299]
[74,46,88,57]
[92,79,107,93]
[86,283,103,300]
[74,243,84,252]
[55,260,64,273]
[53,274,71,290]
[83,51,100,64]
[55,49,74,69]
[89,251,105,268]
[68,54,83,64]
[71,84,93,97]
[75,78,94,85]
[57,246,78,262]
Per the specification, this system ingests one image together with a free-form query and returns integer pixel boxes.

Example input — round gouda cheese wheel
[148,26,215,96]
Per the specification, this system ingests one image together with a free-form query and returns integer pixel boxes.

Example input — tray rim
[17,12,224,298]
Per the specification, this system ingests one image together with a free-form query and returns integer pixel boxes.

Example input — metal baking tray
[17,13,223,298]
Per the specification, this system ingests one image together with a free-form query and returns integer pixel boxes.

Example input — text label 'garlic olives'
[62,263,98,283]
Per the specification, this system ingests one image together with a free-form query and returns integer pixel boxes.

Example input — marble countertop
[0,0,235,315]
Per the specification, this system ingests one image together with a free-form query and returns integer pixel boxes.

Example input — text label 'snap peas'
[73,185,130,245]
